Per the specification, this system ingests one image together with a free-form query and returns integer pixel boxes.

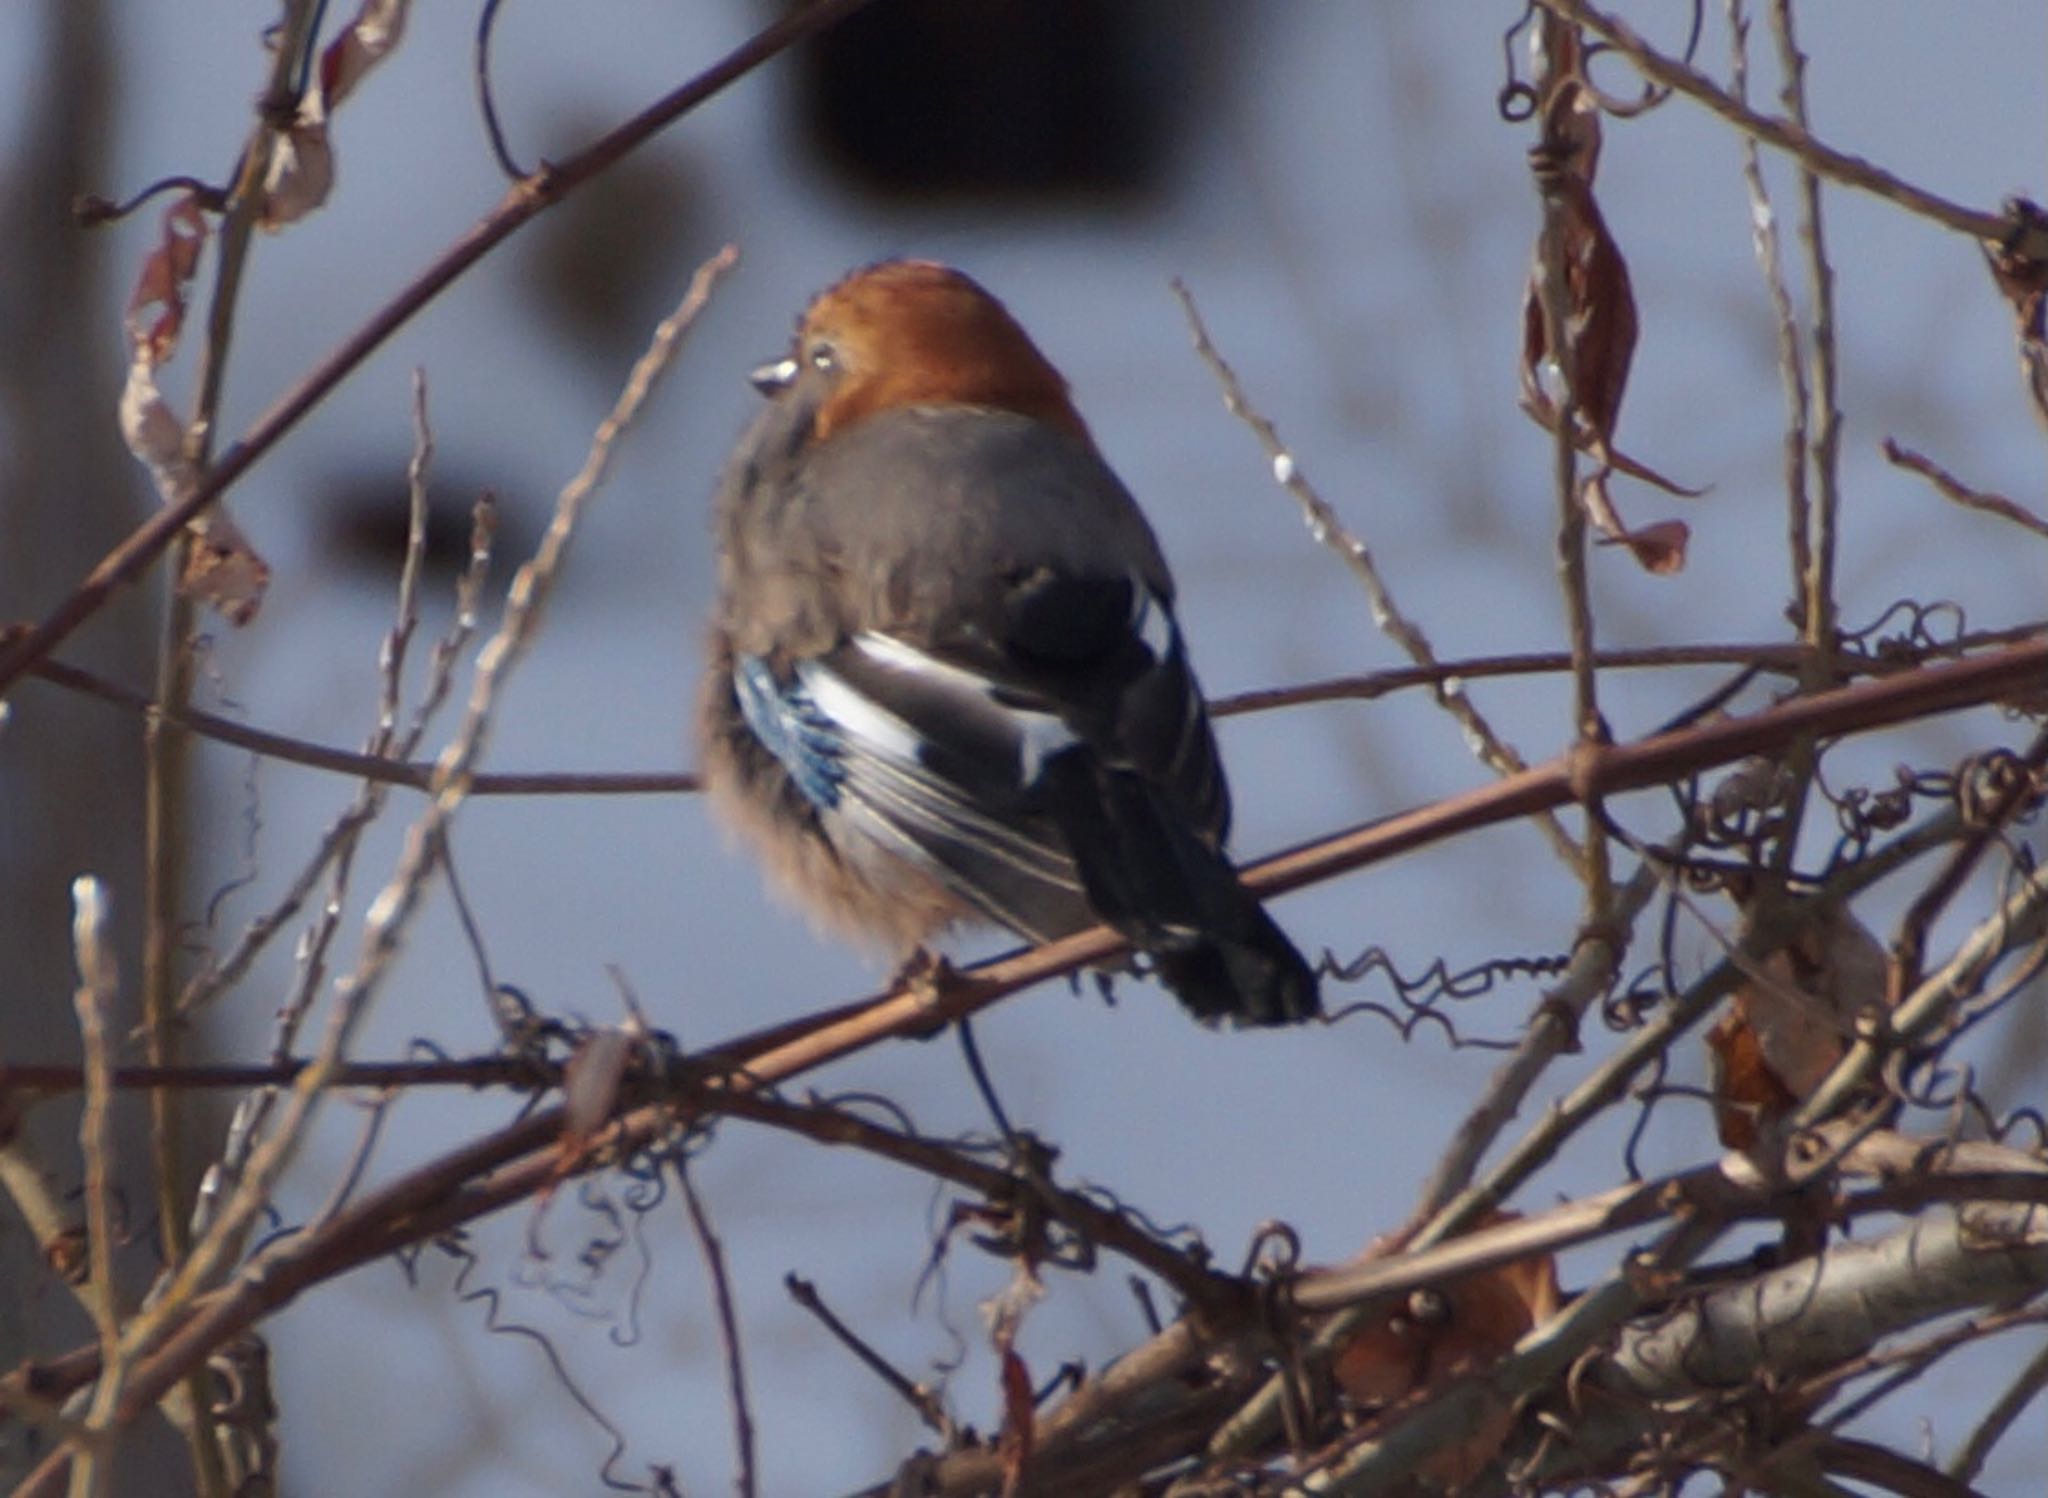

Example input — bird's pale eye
[806,339,838,372]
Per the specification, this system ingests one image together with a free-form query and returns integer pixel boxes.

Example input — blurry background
[1,2,2043,1492]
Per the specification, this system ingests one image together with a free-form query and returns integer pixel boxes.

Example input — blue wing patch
[732,654,848,812]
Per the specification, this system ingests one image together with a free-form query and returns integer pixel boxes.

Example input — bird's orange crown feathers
[793,260,1091,443]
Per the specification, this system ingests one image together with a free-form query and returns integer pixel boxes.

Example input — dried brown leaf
[258,122,336,231]
[258,0,413,229]
[996,1344,1034,1497]
[1593,514,1691,575]
[1577,467,1690,572]
[118,361,271,626]
[1709,901,1889,1149]
[1598,442,1709,500]
[1706,1006,1796,1151]
[1518,53,1700,574]
[320,0,411,110]
[181,512,272,628]
[124,195,208,365]
[1331,1212,1562,1486]
[117,360,189,475]
[1522,173,1637,445]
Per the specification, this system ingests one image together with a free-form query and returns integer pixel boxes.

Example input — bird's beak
[749,356,799,396]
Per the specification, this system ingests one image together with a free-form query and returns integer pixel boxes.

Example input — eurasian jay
[698,260,1319,1027]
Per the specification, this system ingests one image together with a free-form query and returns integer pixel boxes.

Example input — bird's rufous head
[750,260,1090,444]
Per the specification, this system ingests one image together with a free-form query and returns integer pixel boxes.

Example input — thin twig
[1820,1437,1995,1498]
[182,696,689,793]
[677,1161,757,1498]
[181,477,505,1028]
[30,626,2042,793]
[0,1057,549,1094]
[1947,1331,2048,1483]
[1535,0,2025,248]
[1884,438,2048,542]
[1749,0,1845,918]
[71,877,123,1498]
[1728,0,1815,692]
[1213,640,1822,713]
[1171,278,1584,871]
[311,1093,402,1234]
[26,654,696,792]
[257,372,438,1063]
[187,377,448,1251]
[132,20,328,1484]
[1792,1300,2048,1417]
[786,1275,955,1438]
[1817,1303,2042,1442]
[1772,0,1842,664]
[136,14,330,1362]
[380,371,434,739]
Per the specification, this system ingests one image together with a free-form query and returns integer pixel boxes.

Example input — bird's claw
[892,948,964,1039]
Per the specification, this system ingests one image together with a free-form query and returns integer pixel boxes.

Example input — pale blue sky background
[3,3,2044,1493]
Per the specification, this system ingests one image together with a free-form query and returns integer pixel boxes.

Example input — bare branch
[1536,0,2029,248]
[1884,439,2048,543]
[1171,278,1585,872]
[678,1163,756,1498]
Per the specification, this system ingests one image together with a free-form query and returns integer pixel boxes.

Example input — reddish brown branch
[25,655,698,794]
[26,628,2042,798]
[9,638,2044,1494]
[713,638,2048,1081]
[4,1068,1241,1459]
[1883,437,2048,542]
[0,1057,547,1093]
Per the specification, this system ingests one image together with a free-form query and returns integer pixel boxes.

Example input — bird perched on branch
[698,260,1319,1027]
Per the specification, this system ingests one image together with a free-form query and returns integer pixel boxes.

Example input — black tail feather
[1039,755,1321,1027]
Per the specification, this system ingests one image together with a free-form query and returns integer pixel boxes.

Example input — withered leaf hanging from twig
[1518,22,1701,575]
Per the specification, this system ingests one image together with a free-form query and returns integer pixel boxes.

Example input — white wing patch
[785,632,1090,931]
[848,631,1077,783]
[1129,583,1178,662]
[797,658,925,765]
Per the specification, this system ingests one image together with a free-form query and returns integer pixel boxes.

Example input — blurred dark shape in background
[0,2,188,1488]
[787,0,1212,201]
[519,117,706,369]
[315,466,530,585]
